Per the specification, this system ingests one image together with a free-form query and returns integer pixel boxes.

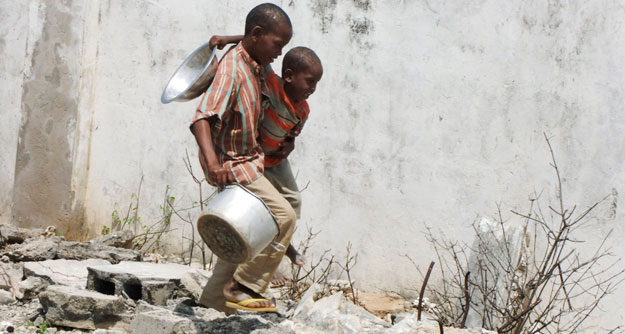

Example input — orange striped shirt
[259,66,310,167]
[191,43,265,185]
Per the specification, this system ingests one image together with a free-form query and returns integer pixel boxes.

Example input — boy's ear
[250,25,264,41]
[283,68,295,82]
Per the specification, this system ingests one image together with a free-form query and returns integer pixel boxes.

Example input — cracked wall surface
[1,0,624,328]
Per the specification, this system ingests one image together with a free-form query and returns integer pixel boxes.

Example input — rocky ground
[0,224,494,334]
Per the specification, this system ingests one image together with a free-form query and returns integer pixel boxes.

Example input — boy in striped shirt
[191,4,293,313]
[209,36,324,285]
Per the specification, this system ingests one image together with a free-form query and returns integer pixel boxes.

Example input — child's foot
[270,270,291,288]
[223,278,276,311]
[285,244,306,267]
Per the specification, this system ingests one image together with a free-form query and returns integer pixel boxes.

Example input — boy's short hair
[245,3,292,35]
[282,47,322,75]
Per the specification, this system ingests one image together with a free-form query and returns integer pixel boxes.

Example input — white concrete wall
[2,0,624,328]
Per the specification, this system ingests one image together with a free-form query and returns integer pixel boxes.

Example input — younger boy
[192,3,293,313]
[209,35,323,285]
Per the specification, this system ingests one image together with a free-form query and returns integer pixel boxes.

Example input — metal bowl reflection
[161,42,218,104]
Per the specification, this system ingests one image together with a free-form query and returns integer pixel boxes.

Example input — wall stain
[609,188,618,219]
[352,0,371,11]
[348,16,375,51]
[309,0,337,34]
[13,0,85,237]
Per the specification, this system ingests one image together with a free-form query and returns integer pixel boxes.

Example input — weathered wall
[1,0,624,328]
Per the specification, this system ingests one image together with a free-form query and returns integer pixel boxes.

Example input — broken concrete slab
[179,268,211,302]
[56,241,141,264]
[23,259,111,289]
[0,223,41,247]
[1,236,141,264]
[90,230,135,249]
[39,285,130,330]
[2,237,63,262]
[15,276,48,300]
[87,261,195,305]
[0,262,23,292]
[129,300,289,334]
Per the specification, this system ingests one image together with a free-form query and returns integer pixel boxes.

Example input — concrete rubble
[0,223,496,333]
[24,259,111,289]
[40,285,132,330]
[86,261,200,306]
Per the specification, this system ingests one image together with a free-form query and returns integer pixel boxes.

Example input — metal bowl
[161,41,218,104]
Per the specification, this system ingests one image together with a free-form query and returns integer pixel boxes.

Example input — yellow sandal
[225,298,277,312]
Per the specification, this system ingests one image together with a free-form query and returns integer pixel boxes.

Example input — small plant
[107,176,143,236]
[282,226,359,305]
[101,224,111,236]
[417,135,624,334]
[26,320,51,334]
[36,321,51,334]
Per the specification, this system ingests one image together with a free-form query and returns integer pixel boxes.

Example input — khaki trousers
[263,159,302,218]
[198,175,296,312]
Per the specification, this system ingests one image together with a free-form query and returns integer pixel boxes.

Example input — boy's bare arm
[190,119,234,186]
[209,35,244,50]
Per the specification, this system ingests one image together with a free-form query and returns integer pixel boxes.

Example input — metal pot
[160,41,218,104]
[197,184,279,264]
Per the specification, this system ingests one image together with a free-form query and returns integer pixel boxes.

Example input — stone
[293,290,391,334]
[129,302,298,334]
[179,268,211,302]
[23,259,111,289]
[0,289,13,305]
[252,319,328,334]
[15,276,48,300]
[0,262,23,292]
[292,283,320,319]
[90,230,135,249]
[386,313,496,334]
[129,307,195,334]
[1,237,141,264]
[464,217,531,328]
[0,321,15,333]
[2,237,63,262]
[56,241,141,264]
[39,285,130,330]
[93,330,126,334]
[87,261,195,305]
[0,224,40,246]
[358,291,407,317]
[129,301,226,334]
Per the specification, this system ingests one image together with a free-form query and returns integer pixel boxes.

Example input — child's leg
[263,159,301,217]
[264,159,306,266]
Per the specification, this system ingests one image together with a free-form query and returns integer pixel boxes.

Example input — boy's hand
[205,164,235,187]
[192,119,234,187]
[267,138,295,159]
[209,35,229,50]
[209,35,244,50]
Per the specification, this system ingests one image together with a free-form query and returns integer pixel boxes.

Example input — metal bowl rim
[160,41,217,104]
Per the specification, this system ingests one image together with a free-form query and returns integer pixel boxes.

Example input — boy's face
[284,62,323,103]
[251,22,292,66]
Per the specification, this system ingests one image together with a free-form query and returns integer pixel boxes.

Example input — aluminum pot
[197,184,279,264]
[160,41,218,104]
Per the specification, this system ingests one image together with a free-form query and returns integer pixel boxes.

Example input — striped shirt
[191,43,265,185]
[259,66,310,167]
